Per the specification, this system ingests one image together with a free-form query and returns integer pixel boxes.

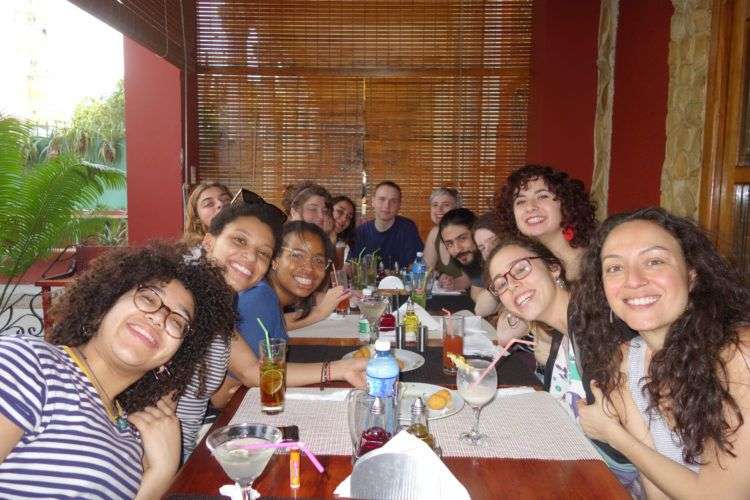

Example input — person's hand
[437,273,456,291]
[129,395,181,482]
[318,286,352,317]
[576,381,624,444]
[332,357,367,389]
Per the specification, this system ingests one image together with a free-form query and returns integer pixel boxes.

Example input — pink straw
[234,440,325,473]
[470,338,536,388]
[441,308,453,336]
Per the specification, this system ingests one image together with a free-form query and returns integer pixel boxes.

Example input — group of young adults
[0,164,747,498]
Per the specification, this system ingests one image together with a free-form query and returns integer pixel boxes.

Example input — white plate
[398,382,464,421]
[342,347,425,373]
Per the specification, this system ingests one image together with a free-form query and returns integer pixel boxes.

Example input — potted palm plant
[0,116,126,336]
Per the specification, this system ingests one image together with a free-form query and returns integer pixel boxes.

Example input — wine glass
[356,294,389,343]
[456,359,497,445]
[206,423,282,499]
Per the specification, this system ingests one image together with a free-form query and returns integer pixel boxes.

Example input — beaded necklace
[64,345,130,432]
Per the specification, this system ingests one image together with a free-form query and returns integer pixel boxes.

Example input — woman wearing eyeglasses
[485,235,640,494]
[0,243,235,499]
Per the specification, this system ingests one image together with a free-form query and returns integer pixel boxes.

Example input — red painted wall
[124,37,184,245]
[526,0,600,187]
[608,1,672,214]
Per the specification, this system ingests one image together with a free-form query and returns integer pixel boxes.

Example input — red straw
[470,337,536,388]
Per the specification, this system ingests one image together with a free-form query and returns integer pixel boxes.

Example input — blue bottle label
[367,376,398,398]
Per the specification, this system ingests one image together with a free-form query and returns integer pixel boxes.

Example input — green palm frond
[0,117,126,313]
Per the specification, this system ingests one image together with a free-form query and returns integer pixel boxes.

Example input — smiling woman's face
[512,178,563,240]
[272,230,328,303]
[601,220,693,338]
[202,216,275,292]
[93,279,194,373]
[487,244,559,323]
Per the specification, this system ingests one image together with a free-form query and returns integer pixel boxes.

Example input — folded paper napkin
[285,388,350,402]
[462,331,498,357]
[219,484,259,500]
[396,302,441,331]
[334,431,470,499]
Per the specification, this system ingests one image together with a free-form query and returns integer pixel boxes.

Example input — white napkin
[496,386,536,397]
[219,484,259,500]
[397,302,441,331]
[334,431,470,499]
[431,280,462,296]
[328,312,346,321]
[285,388,351,402]
[462,331,497,357]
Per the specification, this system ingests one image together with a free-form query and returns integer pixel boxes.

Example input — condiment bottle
[406,396,435,450]
[403,297,420,338]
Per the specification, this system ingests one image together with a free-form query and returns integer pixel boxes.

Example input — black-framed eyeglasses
[133,285,192,339]
[488,256,544,296]
[280,246,331,272]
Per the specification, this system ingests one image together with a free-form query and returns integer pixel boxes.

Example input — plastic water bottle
[411,252,427,308]
[411,252,426,278]
[366,339,400,398]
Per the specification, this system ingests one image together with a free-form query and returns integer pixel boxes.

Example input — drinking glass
[207,423,283,500]
[357,294,389,343]
[258,338,286,414]
[334,240,347,269]
[411,271,428,309]
[346,389,376,463]
[442,316,465,375]
[331,269,350,314]
[456,359,497,446]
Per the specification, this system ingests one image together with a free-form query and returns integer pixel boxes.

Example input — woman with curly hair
[183,181,232,245]
[575,207,750,498]
[0,242,235,498]
[495,164,597,280]
[281,181,332,230]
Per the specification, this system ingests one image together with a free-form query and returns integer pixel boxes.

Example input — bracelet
[320,361,331,391]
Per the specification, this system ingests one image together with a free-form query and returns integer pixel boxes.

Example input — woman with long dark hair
[331,195,357,249]
[575,207,750,498]
[495,165,597,280]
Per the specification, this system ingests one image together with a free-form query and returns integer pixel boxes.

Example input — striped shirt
[0,337,143,499]
[176,333,230,461]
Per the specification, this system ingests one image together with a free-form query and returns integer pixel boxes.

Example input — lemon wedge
[447,353,473,372]
[260,367,284,395]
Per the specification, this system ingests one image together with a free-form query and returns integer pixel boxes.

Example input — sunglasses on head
[231,188,288,224]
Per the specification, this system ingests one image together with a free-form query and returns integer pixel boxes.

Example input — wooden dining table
[164,339,630,499]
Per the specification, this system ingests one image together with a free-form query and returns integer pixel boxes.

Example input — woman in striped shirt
[0,242,235,499]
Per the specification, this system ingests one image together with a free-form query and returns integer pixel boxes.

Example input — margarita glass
[456,359,497,445]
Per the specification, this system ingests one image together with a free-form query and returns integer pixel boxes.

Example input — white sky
[0,0,123,125]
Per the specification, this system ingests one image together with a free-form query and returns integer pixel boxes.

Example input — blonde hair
[183,181,231,245]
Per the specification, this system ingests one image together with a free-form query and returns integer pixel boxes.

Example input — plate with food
[398,382,464,421]
[343,346,425,372]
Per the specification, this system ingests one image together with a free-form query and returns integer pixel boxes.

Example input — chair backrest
[75,245,112,272]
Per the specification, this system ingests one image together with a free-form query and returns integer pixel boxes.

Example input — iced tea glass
[258,338,286,414]
[442,316,465,375]
[332,269,350,314]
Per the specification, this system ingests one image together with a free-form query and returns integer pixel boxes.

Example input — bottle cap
[416,252,423,258]
[358,318,370,334]
[411,396,426,416]
[374,339,390,352]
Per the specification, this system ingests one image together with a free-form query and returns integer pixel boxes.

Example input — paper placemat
[288,314,448,339]
[228,388,600,461]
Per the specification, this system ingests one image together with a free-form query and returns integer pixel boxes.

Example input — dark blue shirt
[353,216,424,268]
[236,280,288,355]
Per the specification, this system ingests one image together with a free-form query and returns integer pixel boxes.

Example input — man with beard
[438,208,485,297]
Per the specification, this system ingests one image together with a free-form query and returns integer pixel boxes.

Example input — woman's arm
[474,289,500,317]
[285,286,352,331]
[228,334,367,389]
[0,415,23,462]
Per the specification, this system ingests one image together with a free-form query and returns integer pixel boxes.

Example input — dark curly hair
[331,195,357,248]
[495,165,597,249]
[483,234,567,291]
[47,241,236,414]
[208,202,285,259]
[574,207,750,465]
[270,221,335,320]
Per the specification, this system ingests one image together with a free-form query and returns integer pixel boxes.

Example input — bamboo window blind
[195,0,533,234]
